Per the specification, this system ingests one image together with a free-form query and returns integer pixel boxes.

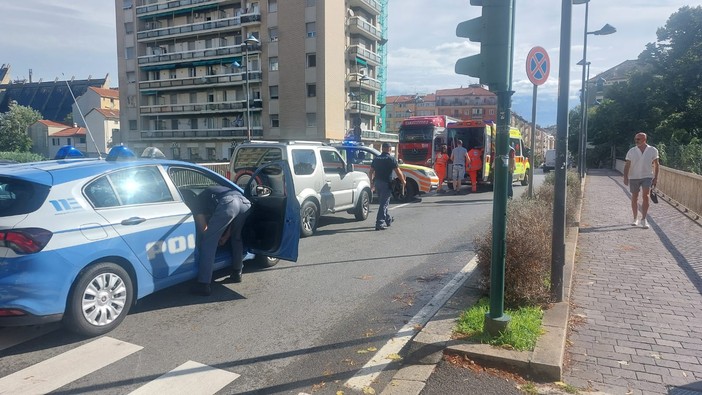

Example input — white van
[543,149,556,173]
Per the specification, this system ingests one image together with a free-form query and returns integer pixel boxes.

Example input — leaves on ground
[362,386,376,394]
[356,346,377,354]
[385,353,402,361]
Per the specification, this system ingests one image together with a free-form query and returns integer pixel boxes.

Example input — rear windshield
[0,177,51,217]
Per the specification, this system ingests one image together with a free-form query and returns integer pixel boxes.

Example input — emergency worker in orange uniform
[467,146,484,192]
[433,144,449,193]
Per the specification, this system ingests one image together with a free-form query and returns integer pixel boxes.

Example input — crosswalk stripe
[128,360,240,395]
[0,336,142,395]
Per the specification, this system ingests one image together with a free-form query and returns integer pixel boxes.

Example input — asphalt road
[0,175,544,395]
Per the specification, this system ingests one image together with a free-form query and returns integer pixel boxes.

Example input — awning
[355,57,368,66]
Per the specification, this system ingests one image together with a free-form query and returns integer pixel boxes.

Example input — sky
[1,1,701,126]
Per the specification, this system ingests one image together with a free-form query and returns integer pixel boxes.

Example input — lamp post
[573,0,616,178]
[243,34,260,141]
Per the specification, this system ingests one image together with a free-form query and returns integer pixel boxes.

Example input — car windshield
[0,177,51,217]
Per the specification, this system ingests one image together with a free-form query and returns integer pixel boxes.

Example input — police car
[0,146,300,336]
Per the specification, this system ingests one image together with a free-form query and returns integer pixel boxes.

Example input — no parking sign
[526,46,550,86]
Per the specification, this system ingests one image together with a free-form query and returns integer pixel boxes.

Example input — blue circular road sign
[526,46,550,86]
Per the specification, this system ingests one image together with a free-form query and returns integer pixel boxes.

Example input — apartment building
[116,0,390,161]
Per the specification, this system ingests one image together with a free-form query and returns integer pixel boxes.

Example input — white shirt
[625,144,659,179]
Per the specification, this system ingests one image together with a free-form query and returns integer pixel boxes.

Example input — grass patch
[455,297,544,351]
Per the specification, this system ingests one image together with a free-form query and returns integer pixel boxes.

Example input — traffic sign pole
[525,46,550,199]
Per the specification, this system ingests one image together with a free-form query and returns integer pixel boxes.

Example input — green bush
[0,151,45,163]
[474,172,582,307]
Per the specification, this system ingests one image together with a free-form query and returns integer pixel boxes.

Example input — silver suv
[228,141,372,237]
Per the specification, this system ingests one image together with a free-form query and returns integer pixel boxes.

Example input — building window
[207,148,216,160]
[268,27,278,41]
[125,22,134,34]
[306,53,316,68]
[80,137,86,144]
[306,84,316,97]
[269,85,279,99]
[306,0,316,6]
[270,114,279,128]
[188,148,200,160]
[306,22,316,38]
[67,138,72,146]
[125,46,135,59]
[129,120,137,130]
[268,0,277,12]
[269,57,279,71]
[190,118,198,129]
[52,138,59,146]
[306,113,316,127]
[472,108,484,116]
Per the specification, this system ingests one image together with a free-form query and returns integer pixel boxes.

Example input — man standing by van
[369,142,406,231]
[623,132,659,229]
[450,139,468,194]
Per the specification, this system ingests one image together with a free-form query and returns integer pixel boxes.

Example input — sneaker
[190,282,211,296]
[386,217,394,227]
[375,224,387,231]
[641,219,649,229]
[631,219,640,226]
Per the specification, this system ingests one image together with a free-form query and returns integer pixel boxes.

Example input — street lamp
[573,0,616,178]
[243,34,260,141]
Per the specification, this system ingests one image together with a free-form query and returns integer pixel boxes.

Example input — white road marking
[129,360,239,395]
[0,324,60,352]
[389,203,410,210]
[344,256,479,391]
[0,336,142,395]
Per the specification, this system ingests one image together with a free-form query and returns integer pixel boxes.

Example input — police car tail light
[0,309,27,317]
[0,228,53,254]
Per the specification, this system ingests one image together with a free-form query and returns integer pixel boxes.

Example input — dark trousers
[197,193,251,284]
[507,172,514,198]
[375,180,392,227]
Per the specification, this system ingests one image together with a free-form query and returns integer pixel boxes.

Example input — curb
[381,177,586,394]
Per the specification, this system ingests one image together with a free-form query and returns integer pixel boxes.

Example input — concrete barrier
[614,159,701,219]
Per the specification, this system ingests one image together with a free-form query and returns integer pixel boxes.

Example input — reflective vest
[468,148,483,170]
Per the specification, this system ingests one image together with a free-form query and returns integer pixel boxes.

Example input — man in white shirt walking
[623,132,660,229]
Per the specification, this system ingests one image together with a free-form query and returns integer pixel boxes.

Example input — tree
[0,101,42,152]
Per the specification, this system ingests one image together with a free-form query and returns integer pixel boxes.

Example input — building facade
[115,0,391,161]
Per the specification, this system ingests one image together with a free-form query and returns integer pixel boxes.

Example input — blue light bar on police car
[106,146,137,161]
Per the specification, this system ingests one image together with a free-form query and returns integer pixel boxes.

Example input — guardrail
[615,159,701,218]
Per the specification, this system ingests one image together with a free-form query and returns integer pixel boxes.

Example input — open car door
[242,160,300,262]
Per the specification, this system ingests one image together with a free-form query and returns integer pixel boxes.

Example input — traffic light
[455,0,514,92]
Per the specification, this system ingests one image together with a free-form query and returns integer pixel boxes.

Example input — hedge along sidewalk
[399,178,585,383]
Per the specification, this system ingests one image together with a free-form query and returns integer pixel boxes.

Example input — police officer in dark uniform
[368,143,406,231]
[190,185,251,296]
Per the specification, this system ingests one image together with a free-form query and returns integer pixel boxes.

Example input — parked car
[543,149,556,173]
[0,146,300,336]
[331,142,439,202]
[228,141,371,237]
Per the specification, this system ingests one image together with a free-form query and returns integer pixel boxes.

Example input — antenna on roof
[62,73,102,159]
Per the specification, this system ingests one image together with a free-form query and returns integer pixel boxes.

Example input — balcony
[137,0,226,17]
[348,0,381,15]
[347,100,381,116]
[137,14,260,41]
[347,45,381,66]
[140,127,263,140]
[140,99,263,116]
[138,71,262,92]
[138,44,261,67]
[348,73,381,91]
[348,16,381,41]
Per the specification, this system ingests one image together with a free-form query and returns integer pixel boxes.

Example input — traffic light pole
[485,89,513,335]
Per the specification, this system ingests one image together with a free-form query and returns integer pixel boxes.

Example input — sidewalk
[563,169,702,394]
[381,169,702,395]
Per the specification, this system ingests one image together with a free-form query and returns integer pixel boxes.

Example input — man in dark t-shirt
[369,143,406,231]
[190,185,251,296]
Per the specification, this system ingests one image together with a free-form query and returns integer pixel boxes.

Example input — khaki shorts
[451,164,465,180]
[629,178,652,193]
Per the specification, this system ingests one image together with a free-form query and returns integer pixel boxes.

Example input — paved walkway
[563,169,702,394]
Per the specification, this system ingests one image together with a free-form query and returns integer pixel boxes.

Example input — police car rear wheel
[64,262,133,337]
